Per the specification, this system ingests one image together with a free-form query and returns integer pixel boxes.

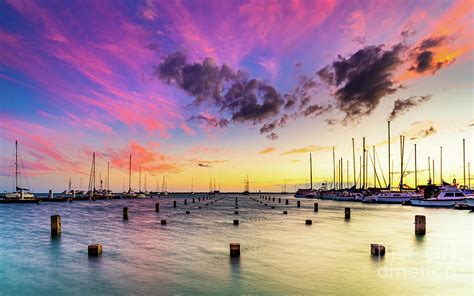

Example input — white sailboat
[3,141,35,200]
[295,153,318,198]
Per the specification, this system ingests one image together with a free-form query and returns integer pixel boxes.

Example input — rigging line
[402,146,414,181]
[367,150,383,188]
[375,149,388,188]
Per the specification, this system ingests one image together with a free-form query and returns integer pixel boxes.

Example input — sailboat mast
[14,140,18,191]
[463,138,466,187]
[128,154,132,192]
[428,156,431,183]
[373,146,376,189]
[362,137,366,189]
[93,152,96,192]
[332,147,336,190]
[388,121,391,190]
[399,135,404,192]
[139,166,142,192]
[107,162,110,192]
[309,153,313,190]
[414,144,417,189]
[352,138,356,187]
[432,159,435,185]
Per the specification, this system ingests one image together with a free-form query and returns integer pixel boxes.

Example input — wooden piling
[230,243,240,257]
[305,219,312,225]
[161,220,167,225]
[88,244,102,256]
[283,211,288,214]
[415,215,426,235]
[234,211,239,215]
[186,211,190,214]
[278,198,281,203]
[48,189,53,198]
[272,197,275,202]
[345,207,351,219]
[123,207,128,220]
[173,201,177,208]
[314,203,318,212]
[51,215,61,235]
[371,244,385,256]
[155,203,160,212]
[233,219,239,226]
[286,199,289,205]
[192,198,195,203]
[184,199,187,205]
[297,200,301,207]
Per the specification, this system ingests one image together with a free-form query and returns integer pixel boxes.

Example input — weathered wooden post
[305,219,312,225]
[415,215,426,235]
[48,189,53,198]
[286,199,289,205]
[192,198,195,203]
[88,244,102,256]
[234,211,239,215]
[371,244,385,256]
[161,220,167,225]
[314,203,318,212]
[184,199,187,205]
[123,207,128,220]
[230,243,240,257]
[235,197,238,203]
[345,207,351,219]
[173,200,177,208]
[51,215,61,235]
[198,197,201,202]
[283,211,288,214]
[278,198,281,203]
[233,219,239,226]
[155,203,160,212]
[297,200,301,207]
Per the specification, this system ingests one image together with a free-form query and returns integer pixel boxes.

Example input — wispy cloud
[258,147,276,155]
[281,145,332,156]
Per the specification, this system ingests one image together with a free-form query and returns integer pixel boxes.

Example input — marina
[0,194,472,295]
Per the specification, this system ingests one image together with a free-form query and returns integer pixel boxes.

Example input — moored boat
[410,185,467,207]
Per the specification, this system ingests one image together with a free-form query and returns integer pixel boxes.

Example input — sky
[0,0,473,193]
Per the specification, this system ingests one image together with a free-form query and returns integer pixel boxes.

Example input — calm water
[0,194,472,295]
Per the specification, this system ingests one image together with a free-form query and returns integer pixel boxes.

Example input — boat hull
[410,198,465,207]
[466,198,474,208]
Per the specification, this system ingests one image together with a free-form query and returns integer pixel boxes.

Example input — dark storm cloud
[260,121,276,134]
[409,35,456,74]
[418,35,451,50]
[157,52,285,125]
[187,114,229,128]
[318,43,406,123]
[388,95,432,121]
[266,132,278,140]
[302,104,332,117]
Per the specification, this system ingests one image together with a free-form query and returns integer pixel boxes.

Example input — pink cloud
[103,140,181,175]
[2,0,184,137]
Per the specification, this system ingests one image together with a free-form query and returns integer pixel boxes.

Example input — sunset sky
[0,0,473,193]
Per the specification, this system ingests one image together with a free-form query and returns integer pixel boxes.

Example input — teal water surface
[0,194,472,295]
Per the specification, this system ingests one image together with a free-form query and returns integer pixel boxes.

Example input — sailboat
[2,141,36,202]
[242,175,250,195]
[363,125,421,203]
[295,154,318,198]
